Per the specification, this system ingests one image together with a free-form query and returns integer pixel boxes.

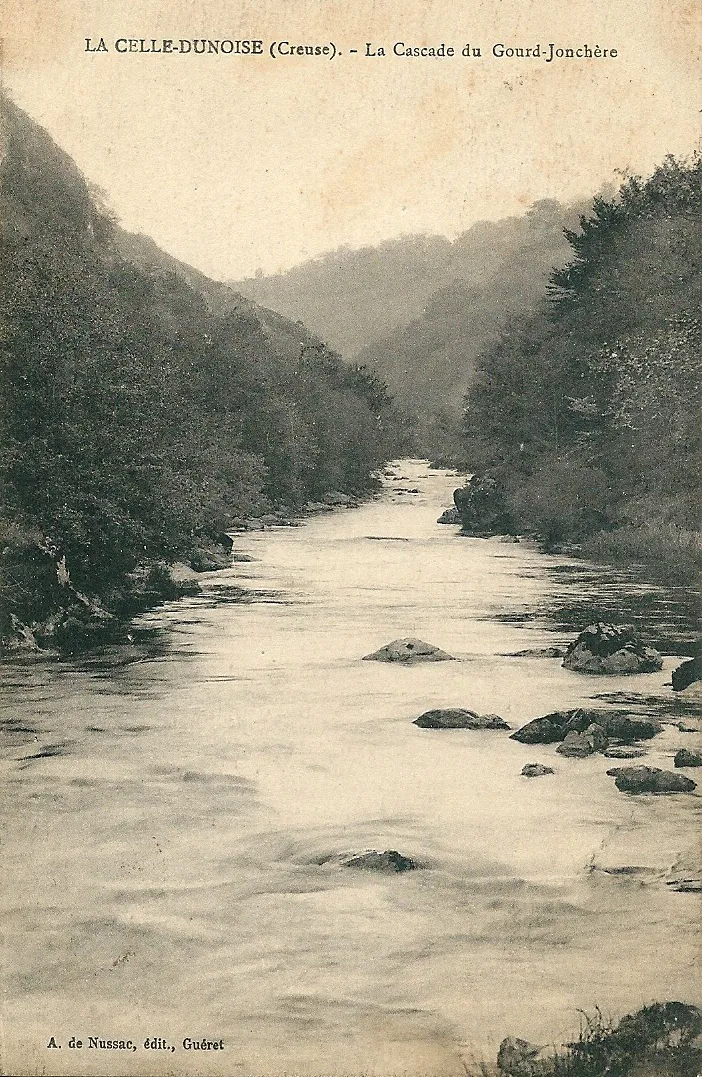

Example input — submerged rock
[414,709,509,730]
[363,638,455,663]
[674,748,702,768]
[509,646,566,658]
[340,850,417,873]
[521,763,555,778]
[607,765,696,794]
[437,506,461,524]
[562,623,663,675]
[603,746,646,759]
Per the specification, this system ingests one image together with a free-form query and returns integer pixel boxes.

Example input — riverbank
[0,488,377,656]
[2,460,699,1076]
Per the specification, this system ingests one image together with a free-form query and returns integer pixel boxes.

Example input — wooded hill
[459,155,702,576]
[0,93,403,650]
[233,198,595,454]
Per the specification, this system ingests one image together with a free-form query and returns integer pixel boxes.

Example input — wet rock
[607,765,696,794]
[437,507,461,524]
[562,623,663,675]
[603,746,647,759]
[453,475,512,535]
[363,638,455,663]
[340,850,417,873]
[602,714,662,742]
[521,763,555,778]
[672,651,702,692]
[678,720,702,733]
[509,646,565,658]
[674,748,702,768]
[497,1036,546,1077]
[510,708,603,744]
[556,725,607,758]
[414,709,509,730]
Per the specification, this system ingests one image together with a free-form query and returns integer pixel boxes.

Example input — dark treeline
[0,94,404,650]
[457,155,702,578]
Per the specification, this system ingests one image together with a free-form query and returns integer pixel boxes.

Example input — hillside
[233,199,594,448]
[0,92,400,651]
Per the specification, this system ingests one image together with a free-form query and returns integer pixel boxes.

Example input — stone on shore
[607,765,696,794]
[413,709,509,730]
[562,623,663,675]
[521,763,555,778]
[674,748,702,768]
[363,638,455,663]
[437,507,461,524]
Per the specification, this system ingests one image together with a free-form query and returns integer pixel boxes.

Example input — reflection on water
[1,460,700,1077]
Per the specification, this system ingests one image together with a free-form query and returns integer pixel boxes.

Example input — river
[1,460,700,1076]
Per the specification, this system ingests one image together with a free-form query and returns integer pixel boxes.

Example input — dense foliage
[0,94,401,647]
[461,156,702,573]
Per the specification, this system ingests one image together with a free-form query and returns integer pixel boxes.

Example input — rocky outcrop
[562,623,663,675]
[453,475,512,535]
[413,709,509,729]
[437,507,461,524]
[363,638,455,663]
[607,765,697,794]
[521,763,555,777]
[340,850,417,873]
[674,748,702,768]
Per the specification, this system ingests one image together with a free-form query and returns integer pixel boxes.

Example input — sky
[2,0,700,281]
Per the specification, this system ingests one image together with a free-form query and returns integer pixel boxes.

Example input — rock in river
[521,763,555,778]
[562,623,663,675]
[674,748,702,768]
[556,724,608,757]
[363,638,455,663]
[340,850,417,873]
[672,650,702,692]
[603,746,646,760]
[414,708,509,730]
[607,765,696,794]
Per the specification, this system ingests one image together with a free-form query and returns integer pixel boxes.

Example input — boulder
[497,1036,546,1077]
[363,638,455,663]
[603,746,646,759]
[606,765,696,794]
[437,507,461,525]
[674,748,702,768]
[453,475,512,535]
[414,709,509,730]
[602,714,662,742]
[562,623,663,675]
[672,649,702,691]
[340,850,417,873]
[556,726,607,758]
[511,708,603,744]
[521,763,555,778]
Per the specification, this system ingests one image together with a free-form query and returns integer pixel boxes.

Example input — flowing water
[1,461,700,1076]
